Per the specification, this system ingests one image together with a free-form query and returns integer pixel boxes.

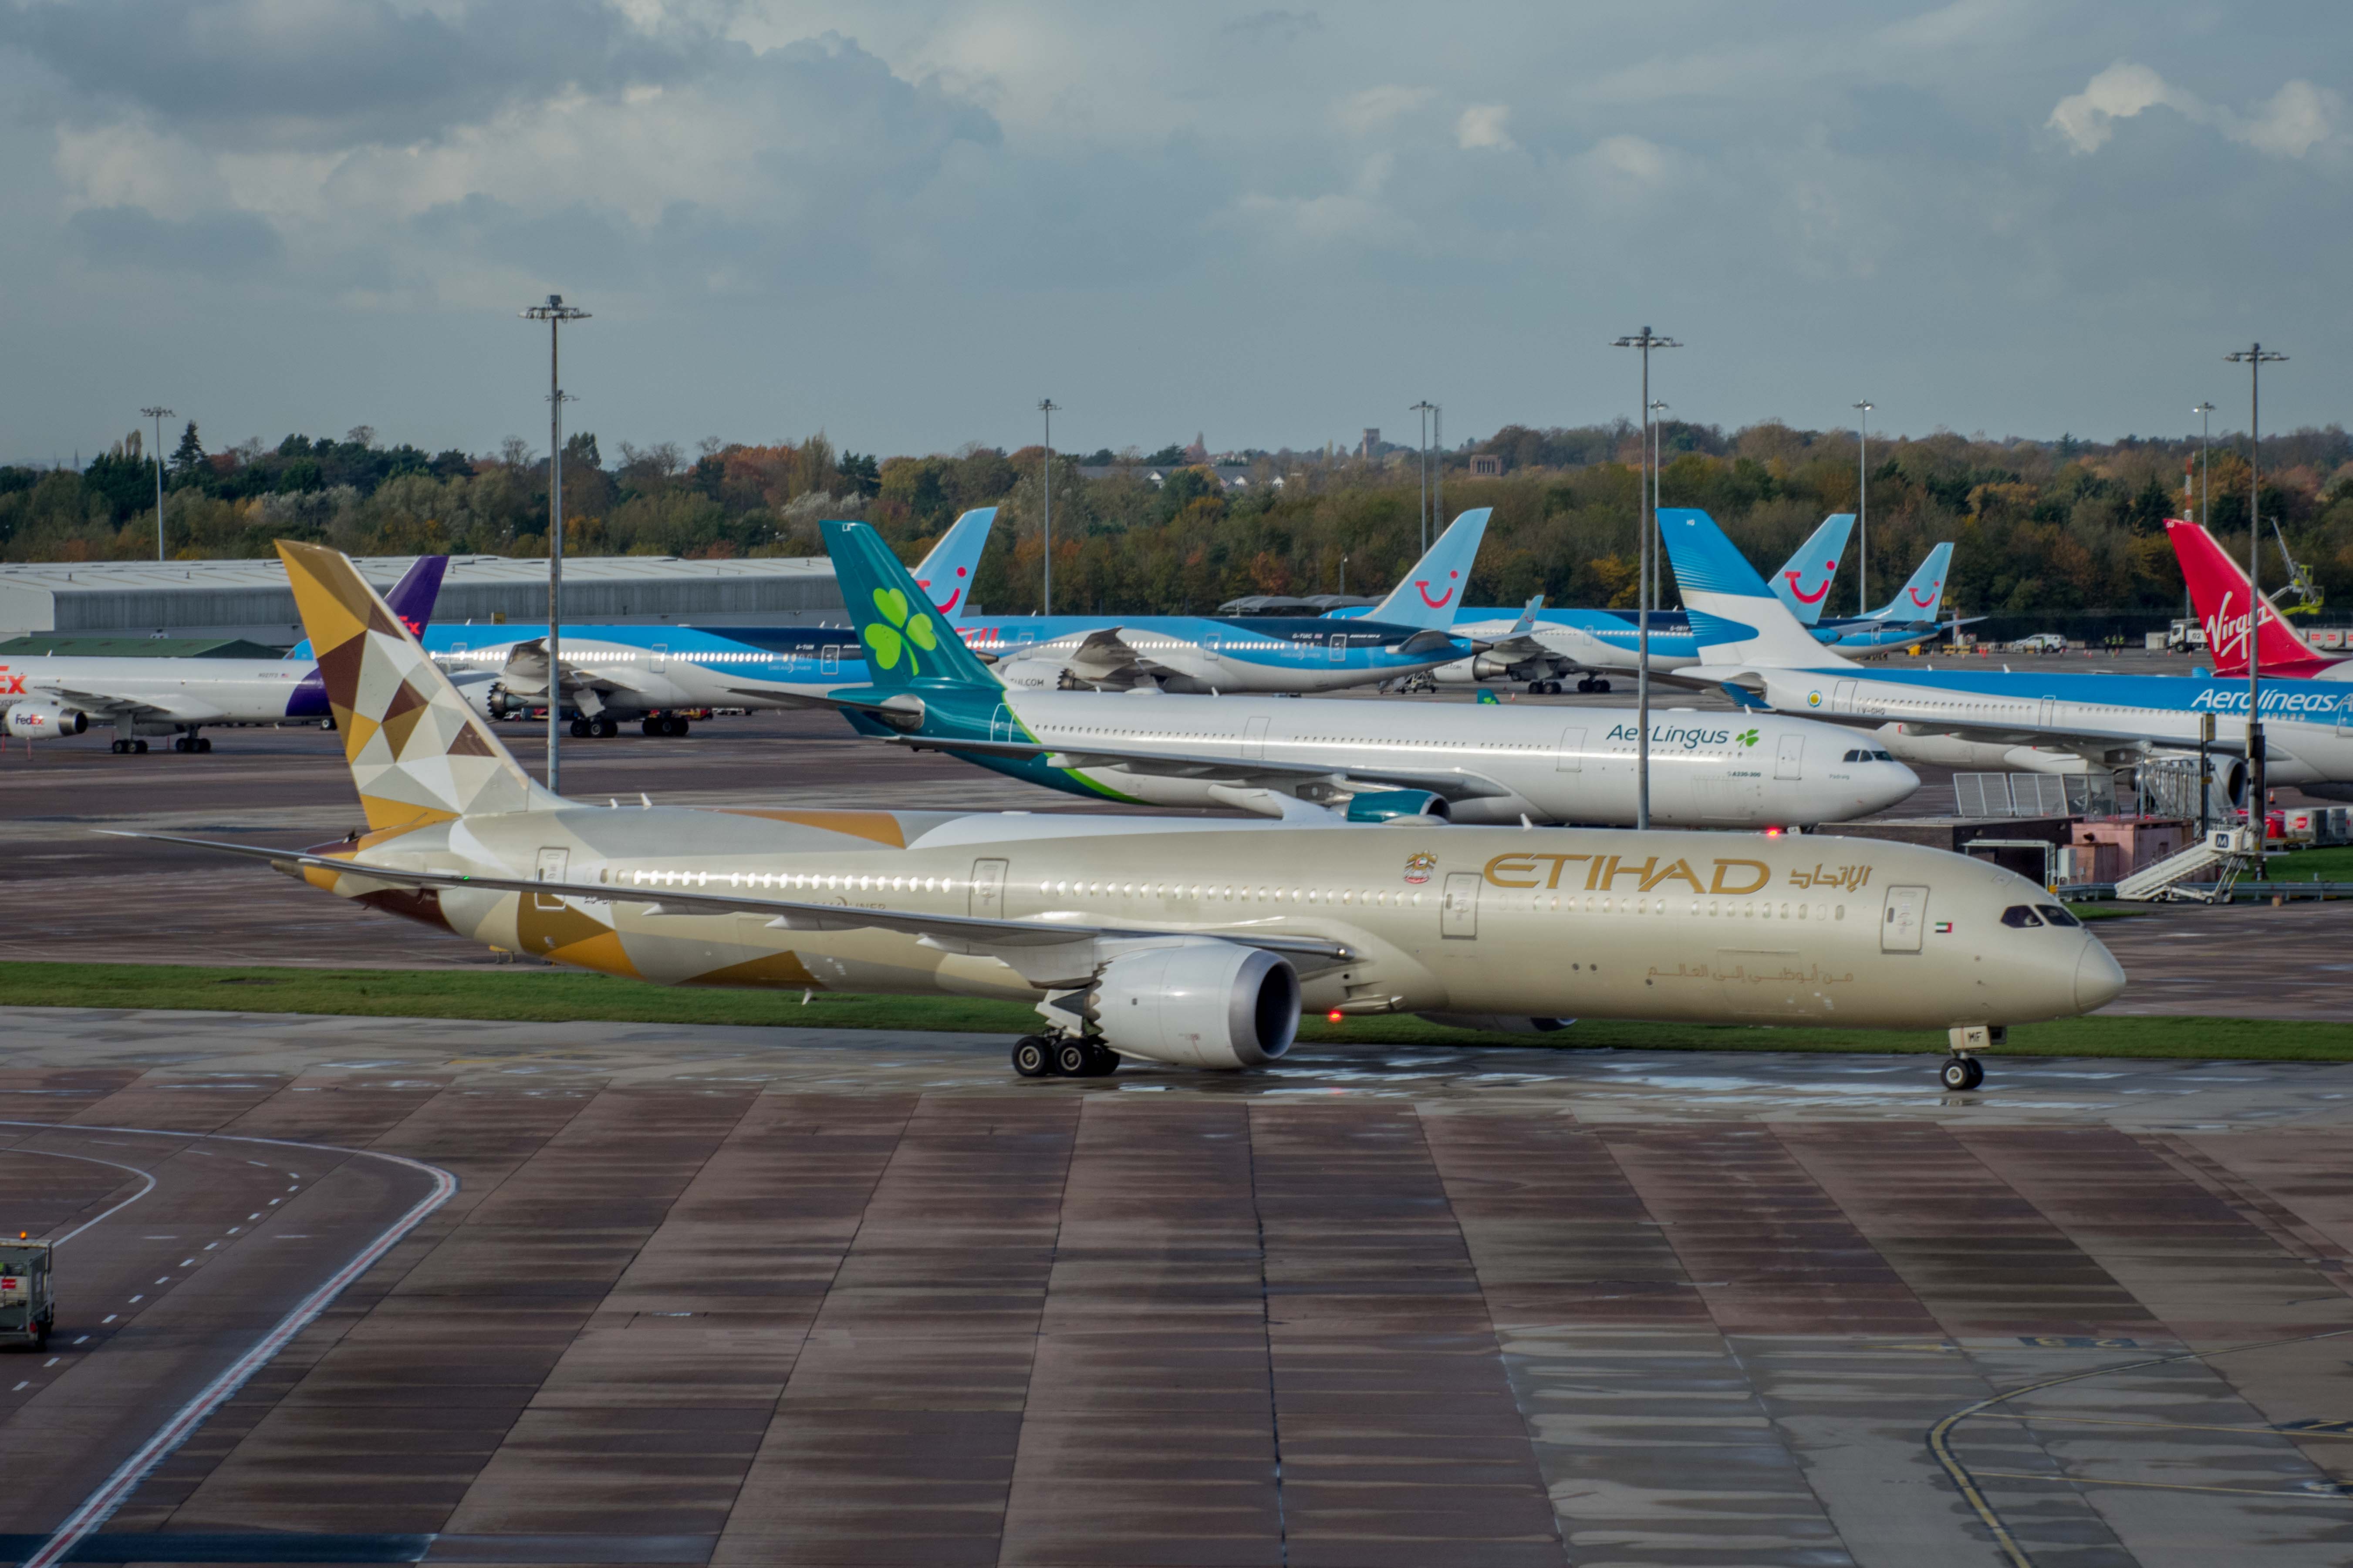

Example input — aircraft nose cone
[1876,759,1921,808]
[2075,942,2127,1012]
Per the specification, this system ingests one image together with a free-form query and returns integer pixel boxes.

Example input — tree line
[4,418,2349,624]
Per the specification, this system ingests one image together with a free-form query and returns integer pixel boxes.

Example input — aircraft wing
[1688,666,2258,754]
[101,832,1357,987]
[499,638,652,697]
[34,685,226,723]
[882,733,1519,802]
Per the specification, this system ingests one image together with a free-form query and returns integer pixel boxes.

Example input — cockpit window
[1871,750,1895,762]
[2000,905,2044,928]
[2038,904,2082,927]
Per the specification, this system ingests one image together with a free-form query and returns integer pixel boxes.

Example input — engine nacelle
[1344,789,1451,823]
[7,702,88,738]
[1415,1013,1577,1035]
[1087,943,1300,1069]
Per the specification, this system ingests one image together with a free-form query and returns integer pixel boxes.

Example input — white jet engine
[6,702,88,738]
[1084,942,1300,1069]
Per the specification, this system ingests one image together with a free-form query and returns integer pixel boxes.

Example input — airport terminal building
[0,555,844,648]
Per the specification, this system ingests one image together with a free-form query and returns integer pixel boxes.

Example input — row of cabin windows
[598,865,1843,923]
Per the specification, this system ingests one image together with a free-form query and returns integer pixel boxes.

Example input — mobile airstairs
[2113,826,2259,904]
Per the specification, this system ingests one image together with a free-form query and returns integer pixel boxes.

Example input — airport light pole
[1410,400,1435,551]
[2223,344,2285,875]
[1852,401,1874,614]
[2191,401,2216,619]
[1647,400,1668,618]
[522,294,588,794]
[1038,399,1059,615]
[1432,403,1442,540]
[141,405,173,561]
[1614,327,1679,830]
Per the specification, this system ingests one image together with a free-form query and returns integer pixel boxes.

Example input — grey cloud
[68,202,283,275]
[2,0,712,148]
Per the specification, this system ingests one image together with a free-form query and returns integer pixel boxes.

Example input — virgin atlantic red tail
[2164,518,2345,680]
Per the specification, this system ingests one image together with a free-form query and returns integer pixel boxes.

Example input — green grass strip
[5,960,2346,1060]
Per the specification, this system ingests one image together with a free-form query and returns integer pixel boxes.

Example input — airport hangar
[0,554,846,649]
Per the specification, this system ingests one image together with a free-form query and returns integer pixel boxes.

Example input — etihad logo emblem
[1403,852,1437,885]
[861,587,936,673]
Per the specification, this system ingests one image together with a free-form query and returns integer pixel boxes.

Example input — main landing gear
[1574,677,1612,693]
[110,738,149,754]
[639,715,692,738]
[169,734,212,753]
[1011,1034,1120,1079]
[1527,679,1565,695]
[569,716,621,738]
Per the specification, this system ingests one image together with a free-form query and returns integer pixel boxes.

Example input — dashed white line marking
[72,1337,88,1345]
[203,1242,218,1251]
[179,1258,195,1267]
[126,1296,141,1304]
[246,1213,260,1220]
[226,1227,240,1235]
[246,1160,267,1167]
[152,1277,169,1285]
[267,1199,280,1206]
[11,1382,27,1392]
[99,1316,115,1325]
[44,1358,59,1367]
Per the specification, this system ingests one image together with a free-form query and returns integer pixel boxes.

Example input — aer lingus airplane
[0,554,448,754]
[820,519,1920,828]
[1660,507,2353,791]
[120,539,2123,1088]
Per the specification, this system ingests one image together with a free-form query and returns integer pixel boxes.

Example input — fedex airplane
[303,508,1001,735]
[2167,518,2350,683]
[0,556,447,754]
[1659,507,2353,795]
[955,509,1489,695]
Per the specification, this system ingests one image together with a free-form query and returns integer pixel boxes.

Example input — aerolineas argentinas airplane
[125,540,2123,1089]
[0,555,447,754]
[824,519,1920,828]
[956,509,1491,694]
[295,508,1000,737]
[1659,508,2353,791]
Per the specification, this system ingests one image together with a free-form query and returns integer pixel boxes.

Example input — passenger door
[1328,633,1347,664]
[820,644,839,675]
[1556,725,1585,773]
[969,858,1008,918]
[1441,872,1480,939]
[1241,715,1270,760]
[651,644,668,673]
[1832,678,1858,715]
[1880,885,1927,953]
[1775,732,1805,780]
[533,847,569,910]
[989,705,1017,745]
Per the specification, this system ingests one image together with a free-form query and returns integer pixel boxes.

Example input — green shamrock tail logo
[1737,728,1760,747]
[861,586,938,673]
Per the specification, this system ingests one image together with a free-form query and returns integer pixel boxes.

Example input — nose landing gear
[1942,1024,2003,1091]
[1940,1056,1985,1092]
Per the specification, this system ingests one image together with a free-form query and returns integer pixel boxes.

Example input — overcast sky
[0,0,2343,464]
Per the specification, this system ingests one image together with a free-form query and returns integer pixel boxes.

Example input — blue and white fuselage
[1658,507,2353,786]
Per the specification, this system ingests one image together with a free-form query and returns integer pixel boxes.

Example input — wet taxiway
[6,1010,2353,1566]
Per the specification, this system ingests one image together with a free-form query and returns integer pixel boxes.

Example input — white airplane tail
[1658,509,1858,670]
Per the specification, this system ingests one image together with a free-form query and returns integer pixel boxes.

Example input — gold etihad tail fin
[277,540,557,829]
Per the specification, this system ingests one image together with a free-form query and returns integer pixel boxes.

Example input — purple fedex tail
[287,556,449,718]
